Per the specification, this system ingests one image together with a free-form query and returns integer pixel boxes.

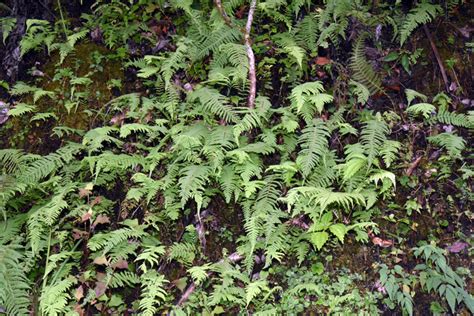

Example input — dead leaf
[78,188,91,198]
[90,196,102,207]
[94,281,107,298]
[110,112,126,126]
[372,237,394,248]
[92,214,110,228]
[446,241,468,253]
[93,255,109,266]
[315,56,331,65]
[111,259,128,270]
[79,183,94,198]
[81,209,93,222]
[74,304,85,316]
[72,229,87,240]
[75,285,84,301]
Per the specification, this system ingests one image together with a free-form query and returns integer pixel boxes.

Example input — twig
[175,252,244,307]
[423,25,449,92]
[214,0,232,26]
[244,0,257,109]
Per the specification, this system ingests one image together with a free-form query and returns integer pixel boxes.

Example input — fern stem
[56,0,68,38]
[41,229,53,293]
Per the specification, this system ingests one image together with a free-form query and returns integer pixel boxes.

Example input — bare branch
[423,25,449,93]
[214,0,232,26]
[244,0,257,109]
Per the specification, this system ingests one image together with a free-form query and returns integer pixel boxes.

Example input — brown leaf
[72,229,87,240]
[74,304,85,316]
[93,255,109,266]
[78,188,91,198]
[75,285,84,301]
[315,56,331,66]
[372,237,394,248]
[111,259,128,270]
[92,214,110,228]
[90,196,102,207]
[94,281,107,298]
[110,112,126,126]
[81,209,93,222]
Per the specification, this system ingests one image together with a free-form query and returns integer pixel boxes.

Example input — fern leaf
[361,118,390,167]
[400,2,442,46]
[350,34,385,97]
[297,119,330,177]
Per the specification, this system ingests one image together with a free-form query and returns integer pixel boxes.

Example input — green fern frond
[380,140,402,168]
[178,165,211,210]
[428,132,466,158]
[361,117,390,167]
[0,17,16,44]
[8,103,36,117]
[0,244,31,316]
[406,102,436,119]
[40,277,76,316]
[437,109,474,128]
[109,271,140,288]
[350,34,385,97]
[297,119,330,177]
[290,81,325,111]
[188,87,238,123]
[294,14,319,52]
[283,186,366,213]
[400,2,442,46]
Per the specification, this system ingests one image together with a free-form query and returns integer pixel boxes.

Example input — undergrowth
[0,0,472,315]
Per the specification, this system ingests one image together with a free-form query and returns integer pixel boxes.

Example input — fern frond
[178,165,211,210]
[350,34,385,97]
[428,132,466,158]
[406,103,436,119]
[188,87,238,123]
[297,119,330,177]
[361,117,390,167]
[40,277,76,316]
[400,2,442,46]
[0,244,31,316]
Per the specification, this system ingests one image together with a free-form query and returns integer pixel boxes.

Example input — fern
[0,244,31,316]
[437,108,474,128]
[428,132,466,158]
[40,277,76,316]
[0,17,16,44]
[406,103,436,119]
[350,34,385,97]
[178,165,211,211]
[283,187,366,213]
[188,87,238,123]
[290,81,331,120]
[297,119,330,177]
[139,271,169,316]
[360,117,390,167]
[399,2,442,46]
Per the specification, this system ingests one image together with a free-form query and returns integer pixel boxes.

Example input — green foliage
[0,0,471,315]
[350,34,385,97]
[0,245,31,316]
[399,2,442,46]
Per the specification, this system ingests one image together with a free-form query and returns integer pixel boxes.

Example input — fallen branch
[406,155,423,176]
[244,0,257,109]
[175,252,244,307]
[214,0,232,26]
[423,25,449,92]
